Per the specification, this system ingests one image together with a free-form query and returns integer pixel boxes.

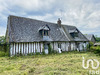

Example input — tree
[0,36,7,52]
[0,36,6,44]
[95,35,100,42]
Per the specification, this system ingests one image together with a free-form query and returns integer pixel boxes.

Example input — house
[6,15,89,56]
[84,34,96,43]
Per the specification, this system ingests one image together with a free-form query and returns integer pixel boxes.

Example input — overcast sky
[0,0,100,37]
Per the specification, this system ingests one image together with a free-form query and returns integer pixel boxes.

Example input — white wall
[77,42,89,51]
[10,42,43,56]
[65,42,69,51]
[10,41,89,56]
[61,42,65,51]
[51,42,70,51]
[71,42,76,51]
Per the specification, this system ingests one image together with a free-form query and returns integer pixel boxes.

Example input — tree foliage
[0,36,6,44]
[0,36,9,56]
[95,37,100,42]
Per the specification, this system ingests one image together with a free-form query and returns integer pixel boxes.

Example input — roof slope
[7,15,88,42]
[85,34,96,41]
[62,25,88,41]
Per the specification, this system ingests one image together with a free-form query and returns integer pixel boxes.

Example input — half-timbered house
[6,15,89,56]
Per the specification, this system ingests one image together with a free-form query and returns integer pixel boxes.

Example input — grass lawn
[0,52,100,75]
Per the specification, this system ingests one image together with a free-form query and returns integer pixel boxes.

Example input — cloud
[28,14,53,21]
[0,0,100,37]
[3,0,56,12]
[0,26,6,36]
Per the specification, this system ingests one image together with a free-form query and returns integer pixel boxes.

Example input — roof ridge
[8,15,75,27]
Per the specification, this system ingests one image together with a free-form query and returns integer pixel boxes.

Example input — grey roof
[94,43,100,46]
[43,36,52,41]
[84,34,95,41]
[62,25,88,41]
[69,29,78,33]
[38,25,50,31]
[7,15,88,42]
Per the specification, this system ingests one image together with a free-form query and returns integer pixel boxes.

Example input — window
[58,43,61,48]
[44,30,48,36]
[74,33,78,37]
[39,24,50,37]
[70,33,74,38]
[70,32,78,38]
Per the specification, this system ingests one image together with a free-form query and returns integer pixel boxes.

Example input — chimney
[57,18,61,27]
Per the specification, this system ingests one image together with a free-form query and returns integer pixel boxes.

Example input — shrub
[48,44,58,54]
[86,44,90,51]
[94,46,100,54]
[0,51,5,57]
[86,42,94,51]
[90,46,100,54]
[89,42,94,47]
[42,50,45,55]
[48,44,53,54]
[35,52,41,55]
[51,50,58,54]
[0,51,9,57]
[41,47,45,55]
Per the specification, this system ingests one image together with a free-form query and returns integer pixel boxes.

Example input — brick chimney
[57,18,61,27]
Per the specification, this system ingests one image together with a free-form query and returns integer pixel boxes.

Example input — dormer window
[69,29,79,38]
[39,24,50,36]
[70,32,78,38]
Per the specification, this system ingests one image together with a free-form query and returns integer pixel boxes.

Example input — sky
[0,0,100,37]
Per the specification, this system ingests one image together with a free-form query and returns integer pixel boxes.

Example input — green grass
[0,52,100,75]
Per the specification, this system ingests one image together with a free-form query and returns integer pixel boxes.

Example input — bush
[42,50,45,55]
[35,52,41,55]
[51,50,58,54]
[0,51,9,57]
[89,42,94,47]
[42,44,58,54]
[87,42,93,51]
[48,44,53,54]
[48,44,58,54]
[94,46,100,54]
[90,46,100,54]
[0,51,5,57]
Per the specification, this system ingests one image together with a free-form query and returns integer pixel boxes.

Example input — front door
[76,42,80,51]
[44,42,50,54]
[68,43,71,51]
